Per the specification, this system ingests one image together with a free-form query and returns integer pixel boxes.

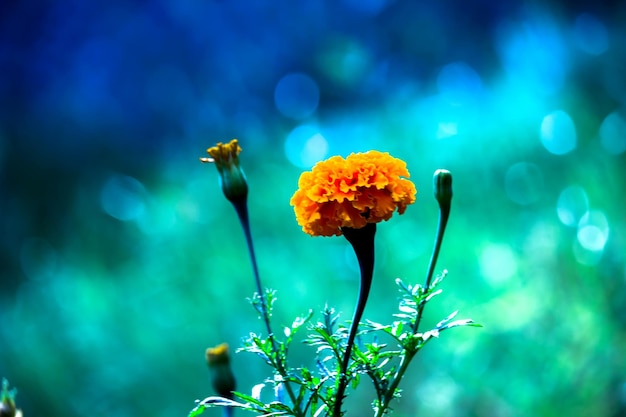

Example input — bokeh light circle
[505,162,544,205]
[599,111,626,155]
[577,210,609,252]
[556,185,589,227]
[540,110,577,155]
[284,124,329,169]
[100,174,147,221]
[274,73,320,120]
[480,244,518,286]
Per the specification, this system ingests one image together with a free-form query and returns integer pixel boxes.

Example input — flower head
[201,139,248,203]
[1,379,21,417]
[433,169,452,209]
[206,343,236,399]
[290,150,417,236]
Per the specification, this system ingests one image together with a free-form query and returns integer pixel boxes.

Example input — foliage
[190,271,479,417]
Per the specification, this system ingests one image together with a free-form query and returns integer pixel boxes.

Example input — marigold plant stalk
[291,150,417,416]
[201,139,300,412]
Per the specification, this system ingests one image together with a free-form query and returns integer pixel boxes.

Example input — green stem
[333,223,376,417]
[232,201,271,335]
[376,200,451,417]
[232,201,300,414]
[413,202,450,334]
[375,351,415,417]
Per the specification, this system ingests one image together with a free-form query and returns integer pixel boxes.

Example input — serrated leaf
[435,310,459,328]
[395,278,410,292]
[378,357,391,369]
[232,391,266,408]
[442,319,482,330]
[424,288,443,302]
[191,396,262,415]
[353,346,368,362]
[430,269,448,288]
[313,404,328,417]
[188,404,206,417]
[392,321,403,338]
[398,304,417,314]
[292,310,314,330]
[351,373,361,389]
[423,329,440,340]
[268,401,293,412]
[411,284,423,296]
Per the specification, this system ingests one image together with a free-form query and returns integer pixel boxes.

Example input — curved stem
[232,201,300,414]
[333,223,376,417]
[376,201,451,417]
[413,203,450,334]
[232,201,271,335]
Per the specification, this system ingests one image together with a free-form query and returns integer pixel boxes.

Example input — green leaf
[397,304,417,314]
[377,357,391,370]
[395,278,411,293]
[435,310,459,328]
[231,392,267,408]
[353,345,369,363]
[391,321,403,338]
[441,319,482,330]
[351,373,361,389]
[313,403,328,417]
[424,288,443,302]
[430,269,448,288]
[292,310,314,331]
[188,404,206,417]
[268,401,294,412]
[189,396,263,416]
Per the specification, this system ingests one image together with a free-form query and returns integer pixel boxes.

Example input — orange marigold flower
[290,150,417,236]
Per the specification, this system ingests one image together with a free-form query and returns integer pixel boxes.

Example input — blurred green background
[1,1,625,416]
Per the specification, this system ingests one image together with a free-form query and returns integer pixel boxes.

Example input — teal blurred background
[1,1,625,416]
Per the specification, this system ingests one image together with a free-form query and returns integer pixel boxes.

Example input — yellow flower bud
[201,139,248,203]
[1,379,18,417]
[205,344,236,399]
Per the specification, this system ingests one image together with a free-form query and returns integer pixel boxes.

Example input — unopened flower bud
[1,379,19,417]
[206,343,236,399]
[201,139,248,203]
[433,169,452,208]
[0,398,15,417]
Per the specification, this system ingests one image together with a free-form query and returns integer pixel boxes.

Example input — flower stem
[413,201,450,334]
[376,197,451,417]
[232,201,269,335]
[375,350,415,417]
[334,223,377,417]
[231,200,300,414]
